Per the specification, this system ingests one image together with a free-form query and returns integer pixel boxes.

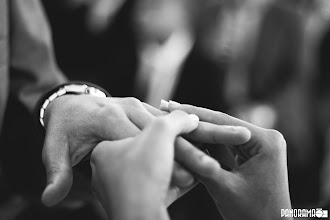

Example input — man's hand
[164,101,292,220]
[41,95,163,206]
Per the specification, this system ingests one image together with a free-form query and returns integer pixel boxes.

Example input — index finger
[168,101,259,132]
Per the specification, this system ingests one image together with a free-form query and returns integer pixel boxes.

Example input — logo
[281,208,328,218]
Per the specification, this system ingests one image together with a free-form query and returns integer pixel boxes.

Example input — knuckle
[171,110,188,118]
[266,129,287,155]
[98,104,123,118]
[152,117,172,132]
[125,97,142,107]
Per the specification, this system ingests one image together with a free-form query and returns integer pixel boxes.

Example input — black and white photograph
[1,0,330,219]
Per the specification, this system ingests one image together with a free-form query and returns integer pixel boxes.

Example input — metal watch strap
[39,84,107,127]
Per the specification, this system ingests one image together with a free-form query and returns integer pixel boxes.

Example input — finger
[175,138,236,198]
[169,162,199,205]
[168,101,258,131]
[143,102,168,117]
[159,99,169,111]
[99,112,140,140]
[41,133,73,207]
[127,108,155,130]
[140,111,199,163]
[172,162,195,188]
[184,122,251,145]
[174,137,226,182]
[165,181,199,207]
[150,111,199,138]
[118,99,157,130]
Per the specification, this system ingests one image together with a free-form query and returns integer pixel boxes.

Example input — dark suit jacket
[0,0,67,133]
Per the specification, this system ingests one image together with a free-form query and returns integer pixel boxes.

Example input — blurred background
[2,0,330,219]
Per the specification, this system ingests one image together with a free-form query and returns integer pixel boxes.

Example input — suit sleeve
[9,0,68,113]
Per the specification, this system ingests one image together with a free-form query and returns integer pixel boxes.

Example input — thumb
[161,110,199,136]
[139,111,199,165]
[41,133,73,207]
[144,110,199,148]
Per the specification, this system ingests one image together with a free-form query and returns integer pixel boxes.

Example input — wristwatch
[38,83,108,128]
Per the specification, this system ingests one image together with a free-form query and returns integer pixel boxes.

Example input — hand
[41,95,165,206]
[90,111,198,220]
[41,95,249,207]
[164,101,292,220]
[90,110,251,220]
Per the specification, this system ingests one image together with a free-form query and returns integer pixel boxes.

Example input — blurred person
[91,105,292,220]
[211,0,327,206]
[316,0,330,206]
[55,0,126,34]
[132,0,197,106]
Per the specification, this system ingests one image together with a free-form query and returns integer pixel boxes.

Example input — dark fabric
[0,0,9,134]
[9,0,67,113]
[0,0,68,194]
[0,0,73,217]
[0,2,108,219]
[0,0,68,191]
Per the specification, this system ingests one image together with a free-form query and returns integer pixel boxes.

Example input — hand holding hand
[90,111,198,220]
[164,101,292,220]
[90,110,253,220]
[41,96,247,207]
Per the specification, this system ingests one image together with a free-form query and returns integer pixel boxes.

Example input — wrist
[113,206,169,220]
[34,82,110,137]
[43,95,75,128]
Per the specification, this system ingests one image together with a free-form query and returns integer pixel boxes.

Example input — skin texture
[165,101,292,220]
[90,111,251,220]
[41,96,250,206]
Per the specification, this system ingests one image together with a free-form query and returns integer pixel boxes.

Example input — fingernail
[159,99,169,111]
[189,114,199,123]
[169,100,181,107]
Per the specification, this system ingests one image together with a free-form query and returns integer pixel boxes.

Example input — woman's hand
[164,101,292,220]
[90,110,251,220]
[90,111,198,220]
